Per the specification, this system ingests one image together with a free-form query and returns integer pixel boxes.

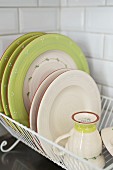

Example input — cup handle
[53,130,73,156]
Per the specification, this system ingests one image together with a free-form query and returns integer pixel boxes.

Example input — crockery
[30,68,70,131]
[54,112,102,159]
[0,32,44,113]
[28,50,77,103]
[101,127,113,156]
[8,34,89,126]
[1,33,44,117]
[24,50,77,112]
[38,70,101,158]
[0,96,2,112]
[87,154,105,169]
[64,153,105,170]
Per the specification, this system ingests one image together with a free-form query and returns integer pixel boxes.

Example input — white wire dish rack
[0,95,113,170]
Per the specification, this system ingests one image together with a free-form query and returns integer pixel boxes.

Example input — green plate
[0,99,2,112]
[8,34,90,127]
[1,33,45,117]
[0,32,45,113]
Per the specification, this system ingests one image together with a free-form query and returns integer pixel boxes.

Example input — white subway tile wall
[61,0,67,6]
[107,0,113,5]
[0,9,18,34]
[60,0,113,97]
[61,8,84,31]
[0,0,37,7]
[102,86,113,98]
[39,0,60,6]
[68,32,104,58]
[0,35,21,58]
[85,7,113,33]
[104,35,113,61]
[19,8,59,32]
[0,0,113,97]
[67,0,105,6]
[87,58,113,87]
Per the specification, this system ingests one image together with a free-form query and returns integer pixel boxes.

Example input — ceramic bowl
[101,127,113,156]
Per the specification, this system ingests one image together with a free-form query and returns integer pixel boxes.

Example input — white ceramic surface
[23,51,48,112]
[101,127,113,156]
[64,153,105,170]
[29,50,77,102]
[54,112,102,159]
[88,154,105,169]
[30,68,69,132]
[38,70,101,158]
[61,128,102,159]
[24,50,77,112]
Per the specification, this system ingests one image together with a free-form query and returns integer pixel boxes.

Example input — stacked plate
[0,32,101,156]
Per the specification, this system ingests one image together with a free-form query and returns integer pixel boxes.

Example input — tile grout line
[0,6,40,8]
[37,0,39,7]
[17,8,20,34]
[59,30,113,35]
[58,0,62,32]
[84,7,86,32]
[105,0,107,6]
[66,0,68,6]
[87,56,113,63]
[53,5,113,8]
[67,0,69,6]
[1,5,113,8]
[94,82,113,89]
[102,34,105,59]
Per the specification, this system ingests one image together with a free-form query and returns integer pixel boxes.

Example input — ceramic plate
[24,50,77,112]
[8,33,89,127]
[37,70,101,157]
[0,98,2,112]
[0,32,44,113]
[1,33,45,117]
[23,55,48,113]
[28,50,77,103]
[30,68,70,131]
[101,127,113,156]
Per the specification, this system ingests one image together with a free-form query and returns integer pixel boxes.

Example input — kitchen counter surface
[0,136,63,170]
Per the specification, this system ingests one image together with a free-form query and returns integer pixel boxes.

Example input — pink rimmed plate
[30,68,70,132]
[37,70,101,158]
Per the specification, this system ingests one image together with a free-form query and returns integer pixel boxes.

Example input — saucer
[101,127,113,156]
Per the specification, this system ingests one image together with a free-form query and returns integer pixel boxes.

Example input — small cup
[53,111,102,159]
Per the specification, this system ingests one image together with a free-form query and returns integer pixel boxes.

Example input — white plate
[28,50,77,102]
[30,68,69,132]
[101,127,113,156]
[38,70,101,157]
[23,54,48,113]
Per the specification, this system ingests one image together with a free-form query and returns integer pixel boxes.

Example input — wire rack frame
[0,95,113,170]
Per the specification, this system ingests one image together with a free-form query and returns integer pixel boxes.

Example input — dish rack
[0,95,113,170]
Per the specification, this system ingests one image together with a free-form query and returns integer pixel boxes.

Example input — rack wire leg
[0,139,20,153]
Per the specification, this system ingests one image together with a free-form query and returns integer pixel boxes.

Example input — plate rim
[30,68,70,131]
